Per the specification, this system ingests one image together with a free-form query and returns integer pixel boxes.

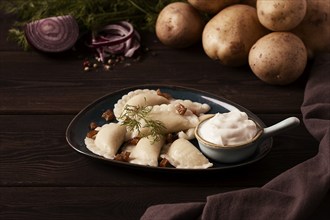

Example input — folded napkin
[141,53,330,220]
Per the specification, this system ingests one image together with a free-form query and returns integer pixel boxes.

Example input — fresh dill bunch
[8,26,29,50]
[119,103,166,143]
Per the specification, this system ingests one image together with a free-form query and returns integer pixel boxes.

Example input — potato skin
[187,0,240,14]
[292,0,330,58]
[155,2,204,48]
[248,32,307,85]
[202,4,269,66]
[257,0,307,31]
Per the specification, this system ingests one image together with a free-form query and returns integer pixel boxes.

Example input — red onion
[25,15,79,53]
[90,21,141,62]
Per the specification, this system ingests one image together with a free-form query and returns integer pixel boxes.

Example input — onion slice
[90,21,141,62]
[25,15,79,53]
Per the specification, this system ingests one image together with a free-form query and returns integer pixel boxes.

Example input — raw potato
[257,0,307,31]
[292,0,330,58]
[202,4,269,66]
[155,2,204,48]
[249,32,307,85]
[187,0,240,14]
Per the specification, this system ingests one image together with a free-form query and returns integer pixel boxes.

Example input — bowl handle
[261,117,300,140]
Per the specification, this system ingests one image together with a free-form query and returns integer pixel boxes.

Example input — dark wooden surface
[1,12,329,220]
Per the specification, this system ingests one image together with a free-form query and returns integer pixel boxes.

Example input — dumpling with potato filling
[151,104,200,132]
[129,135,165,167]
[161,138,213,169]
[113,89,171,118]
[84,123,126,159]
[170,99,211,115]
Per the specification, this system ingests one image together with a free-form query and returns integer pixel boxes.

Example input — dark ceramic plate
[66,85,272,172]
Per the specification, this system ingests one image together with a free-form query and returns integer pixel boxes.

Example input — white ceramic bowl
[195,116,300,163]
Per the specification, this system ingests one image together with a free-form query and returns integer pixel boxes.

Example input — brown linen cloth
[141,53,330,220]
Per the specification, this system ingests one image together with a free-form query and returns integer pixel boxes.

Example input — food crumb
[102,109,115,121]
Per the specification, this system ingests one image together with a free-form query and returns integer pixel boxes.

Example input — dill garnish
[119,103,166,143]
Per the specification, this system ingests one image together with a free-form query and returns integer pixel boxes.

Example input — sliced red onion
[124,30,141,57]
[25,15,79,53]
[90,21,141,62]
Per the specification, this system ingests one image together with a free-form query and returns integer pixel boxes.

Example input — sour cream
[198,110,258,147]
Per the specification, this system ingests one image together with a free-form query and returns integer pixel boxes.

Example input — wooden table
[1,12,329,219]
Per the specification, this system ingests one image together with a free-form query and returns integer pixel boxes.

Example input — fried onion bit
[102,109,115,121]
[86,130,98,139]
[156,88,172,100]
[159,158,171,167]
[114,151,131,162]
[176,103,187,115]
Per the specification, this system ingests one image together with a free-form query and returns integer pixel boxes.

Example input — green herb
[0,0,181,50]
[119,102,166,143]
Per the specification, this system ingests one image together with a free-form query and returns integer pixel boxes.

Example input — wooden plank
[0,114,318,187]
[0,186,236,220]
[1,186,328,220]
[0,50,309,114]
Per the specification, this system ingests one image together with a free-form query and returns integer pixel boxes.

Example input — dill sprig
[119,103,166,143]
[0,0,181,50]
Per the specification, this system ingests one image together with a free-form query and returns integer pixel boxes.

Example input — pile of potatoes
[155,0,330,85]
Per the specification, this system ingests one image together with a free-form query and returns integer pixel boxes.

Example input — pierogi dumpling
[170,99,211,115]
[85,123,126,159]
[129,135,165,167]
[161,138,213,169]
[149,104,200,132]
[113,89,170,118]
